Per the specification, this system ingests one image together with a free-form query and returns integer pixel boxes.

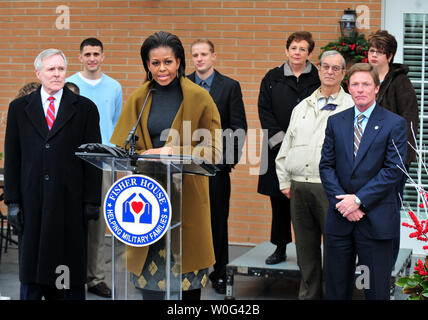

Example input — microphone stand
[124,88,155,160]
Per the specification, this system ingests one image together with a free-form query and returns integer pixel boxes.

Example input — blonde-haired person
[65,82,79,95]
[16,82,40,98]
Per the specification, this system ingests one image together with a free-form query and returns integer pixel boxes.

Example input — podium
[76,152,217,300]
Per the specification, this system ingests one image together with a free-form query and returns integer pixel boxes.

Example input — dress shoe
[88,281,112,298]
[212,278,226,294]
[265,251,287,265]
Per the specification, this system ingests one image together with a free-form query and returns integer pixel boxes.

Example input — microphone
[124,87,156,156]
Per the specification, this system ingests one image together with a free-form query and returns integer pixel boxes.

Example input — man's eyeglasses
[320,64,343,73]
[368,48,386,55]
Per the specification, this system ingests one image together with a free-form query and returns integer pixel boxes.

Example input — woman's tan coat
[110,77,222,275]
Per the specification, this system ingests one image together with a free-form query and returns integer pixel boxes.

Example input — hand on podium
[141,147,173,156]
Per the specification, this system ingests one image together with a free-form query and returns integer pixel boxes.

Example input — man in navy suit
[319,63,407,300]
[188,39,247,294]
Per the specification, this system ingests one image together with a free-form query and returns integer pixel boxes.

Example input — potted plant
[395,208,428,300]
[394,132,428,300]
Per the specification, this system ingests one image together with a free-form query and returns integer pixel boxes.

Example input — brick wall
[0,0,382,244]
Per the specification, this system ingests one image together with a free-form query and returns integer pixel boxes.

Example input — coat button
[45,143,50,149]
[44,175,50,181]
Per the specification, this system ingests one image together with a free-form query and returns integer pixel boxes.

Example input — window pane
[404,13,424,46]
[404,48,422,78]
[402,13,427,219]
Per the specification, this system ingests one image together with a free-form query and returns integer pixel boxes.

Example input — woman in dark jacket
[368,30,419,267]
[257,31,320,264]
[368,30,418,167]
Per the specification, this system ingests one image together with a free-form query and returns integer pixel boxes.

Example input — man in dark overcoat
[188,38,247,294]
[4,48,102,300]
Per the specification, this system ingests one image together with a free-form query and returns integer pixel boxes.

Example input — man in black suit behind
[4,49,102,300]
[188,39,247,294]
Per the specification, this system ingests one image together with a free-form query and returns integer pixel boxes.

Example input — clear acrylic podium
[76,152,217,300]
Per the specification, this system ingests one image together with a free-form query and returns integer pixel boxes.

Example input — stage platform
[225,241,413,300]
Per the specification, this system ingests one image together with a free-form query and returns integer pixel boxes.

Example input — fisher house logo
[104,175,171,247]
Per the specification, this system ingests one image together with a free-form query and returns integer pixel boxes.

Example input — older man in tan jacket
[275,50,354,299]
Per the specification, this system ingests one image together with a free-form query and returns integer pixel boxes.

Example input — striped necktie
[46,96,56,130]
[199,80,208,90]
[353,114,365,158]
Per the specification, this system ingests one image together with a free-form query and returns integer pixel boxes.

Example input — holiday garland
[319,32,369,65]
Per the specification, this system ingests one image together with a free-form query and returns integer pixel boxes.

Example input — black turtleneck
[147,78,183,148]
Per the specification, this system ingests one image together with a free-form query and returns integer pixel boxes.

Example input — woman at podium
[110,31,222,300]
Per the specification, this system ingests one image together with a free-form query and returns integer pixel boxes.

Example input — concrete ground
[0,236,300,300]
[0,234,411,301]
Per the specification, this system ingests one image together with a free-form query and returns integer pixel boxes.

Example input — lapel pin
[374,125,379,130]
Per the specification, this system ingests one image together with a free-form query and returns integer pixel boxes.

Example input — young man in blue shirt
[67,38,122,298]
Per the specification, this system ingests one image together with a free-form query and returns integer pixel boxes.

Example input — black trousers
[269,194,292,247]
[20,283,85,300]
[208,171,230,282]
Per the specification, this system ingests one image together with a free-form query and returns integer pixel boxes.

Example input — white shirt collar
[78,72,103,86]
[40,86,63,116]
[40,86,63,103]
[315,87,340,110]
